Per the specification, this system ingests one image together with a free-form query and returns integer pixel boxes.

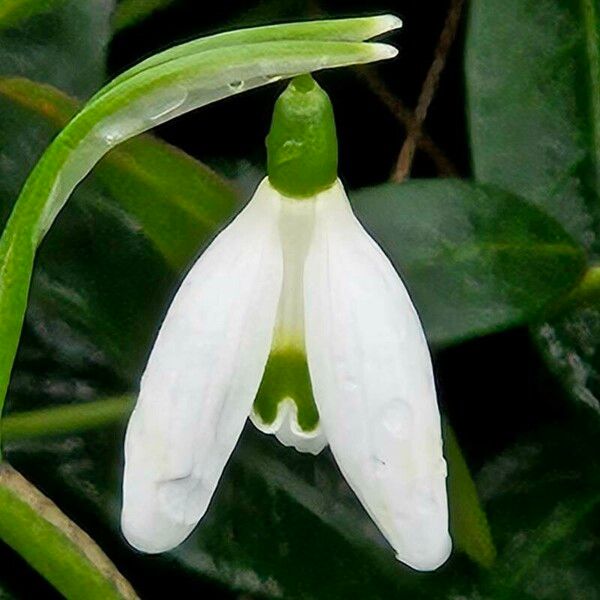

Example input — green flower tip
[266,74,338,198]
[253,346,319,432]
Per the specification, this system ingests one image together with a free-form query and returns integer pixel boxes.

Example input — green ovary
[266,74,338,198]
[253,346,320,432]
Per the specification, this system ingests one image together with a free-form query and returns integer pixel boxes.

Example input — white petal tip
[369,43,399,61]
[120,514,189,554]
[121,532,171,555]
[396,535,452,572]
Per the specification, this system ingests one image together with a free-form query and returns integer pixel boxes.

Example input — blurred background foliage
[0,0,599,598]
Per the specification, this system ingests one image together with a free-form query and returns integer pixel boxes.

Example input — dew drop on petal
[228,80,245,92]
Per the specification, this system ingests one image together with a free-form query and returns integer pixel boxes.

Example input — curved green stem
[0,17,401,449]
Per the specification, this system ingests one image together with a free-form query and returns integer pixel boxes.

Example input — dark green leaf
[0,87,167,379]
[465,0,600,254]
[0,0,114,98]
[534,267,600,414]
[351,180,586,346]
[113,0,177,32]
[471,415,600,599]
[462,0,600,416]
[0,77,238,379]
[0,0,69,32]
[444,422,496,569]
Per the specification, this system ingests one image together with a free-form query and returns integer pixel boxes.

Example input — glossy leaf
[0,0,113,97]
[465,0,600,254]
[465,0,600,413]
[351,180,587,346]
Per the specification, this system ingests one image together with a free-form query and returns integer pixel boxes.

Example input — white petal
[303,180,451,571]
[122,177,282,553]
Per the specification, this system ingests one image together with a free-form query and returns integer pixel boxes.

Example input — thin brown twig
[356,66,459,177]
[391,0,465,182]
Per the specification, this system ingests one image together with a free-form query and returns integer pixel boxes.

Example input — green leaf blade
[0,0,114,98]
[0,0,69,31]
[444,423,496,569]
[351,180,587,346]
[113,0,177,32]
[466,0,600,254]
[466,0,600,415]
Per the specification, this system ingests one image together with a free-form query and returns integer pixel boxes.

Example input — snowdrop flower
[122,74,451,571]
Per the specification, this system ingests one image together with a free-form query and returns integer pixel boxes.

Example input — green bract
[267,74,338,198]
[0,15,401,438]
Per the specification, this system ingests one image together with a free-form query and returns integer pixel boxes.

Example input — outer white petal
[122,178,282,553]
[304,180,451,571]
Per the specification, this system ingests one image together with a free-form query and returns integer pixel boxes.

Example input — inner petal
[250,193,327,454]
[254,347,319,431]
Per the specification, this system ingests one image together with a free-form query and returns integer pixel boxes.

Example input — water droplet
[228,80,244,91]
[103,132,118,145]
[148,87,188,121]
[96,121,131,146]
[262,75,282,84]
[382,399,413,439]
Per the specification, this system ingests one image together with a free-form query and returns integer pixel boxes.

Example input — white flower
[121,176,451,571]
